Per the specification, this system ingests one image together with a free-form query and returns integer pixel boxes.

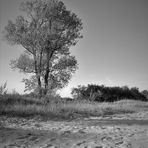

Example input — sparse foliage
[0,82,7,95]
[71,85,87,99]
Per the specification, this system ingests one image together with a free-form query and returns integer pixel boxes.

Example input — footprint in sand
[41,144,58,148]
[101,136,113,141]
[76,140,86,146]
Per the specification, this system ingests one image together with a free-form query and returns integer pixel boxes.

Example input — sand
[0,111,148,148]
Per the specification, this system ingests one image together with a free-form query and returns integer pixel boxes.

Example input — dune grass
[0,94,148,120]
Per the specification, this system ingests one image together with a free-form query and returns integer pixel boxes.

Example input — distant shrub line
[71,84,148,102]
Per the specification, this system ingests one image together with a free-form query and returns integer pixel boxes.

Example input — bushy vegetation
[141,90,148,99]
[71,84,148,102]
[0,82,7,95]
[0,94,148,120]
[0,82,147,120]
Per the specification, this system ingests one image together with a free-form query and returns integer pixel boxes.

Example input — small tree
[141,90,148,100]
[0,82,7,95]
[4,0,83,97]
[71,85,87,99]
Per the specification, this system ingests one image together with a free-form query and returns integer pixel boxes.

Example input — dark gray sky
[0,0,148,96]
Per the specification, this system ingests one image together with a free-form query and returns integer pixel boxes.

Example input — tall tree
[4,0,83,96]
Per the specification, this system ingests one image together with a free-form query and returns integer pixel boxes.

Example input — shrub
[0,82,7,95]
[71,84,147,102]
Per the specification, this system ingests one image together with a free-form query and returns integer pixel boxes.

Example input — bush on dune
[71,84,147,102]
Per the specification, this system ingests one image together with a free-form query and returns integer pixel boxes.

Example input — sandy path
[0,113,148,148]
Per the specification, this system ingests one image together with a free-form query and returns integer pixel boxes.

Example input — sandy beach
[0,111,148,148]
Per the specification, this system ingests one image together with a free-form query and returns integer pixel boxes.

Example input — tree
[141,90,148,100]
[4,0,83,97]
[71,85,87,99]
[71,84,103,101]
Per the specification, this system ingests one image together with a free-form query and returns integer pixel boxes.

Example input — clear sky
[0,0,148,96]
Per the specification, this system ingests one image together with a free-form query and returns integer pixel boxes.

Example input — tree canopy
[4,0,83,96]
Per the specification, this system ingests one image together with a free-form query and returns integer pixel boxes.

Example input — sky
[0,0,148,96]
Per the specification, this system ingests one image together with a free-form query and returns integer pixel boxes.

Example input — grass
[0,94,148,120]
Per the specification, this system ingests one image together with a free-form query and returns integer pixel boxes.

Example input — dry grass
[0,95,148,120]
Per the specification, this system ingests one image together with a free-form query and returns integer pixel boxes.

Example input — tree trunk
[44,49,54,96]
[44,20,53,96]
[44,75,49,95]
[34,53,42,98]
[37,75,42,98]
[38,51,43,97]
[44,51,50,96]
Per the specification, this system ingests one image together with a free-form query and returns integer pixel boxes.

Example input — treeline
[71,84,148,102]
